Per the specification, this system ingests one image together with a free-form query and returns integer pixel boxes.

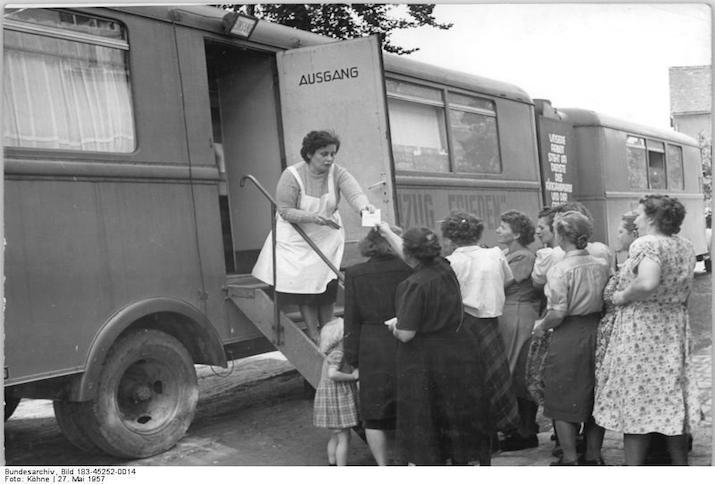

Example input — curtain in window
[3,30,135,152]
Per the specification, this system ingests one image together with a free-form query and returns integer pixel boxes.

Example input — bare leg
[327,432,338,465]
[666,434,689,465]
[299,304,321,342]
[554,421,579,463]
[584,417,605,462]
[335,429,352,466]
[624,433,650,465]
[366,429,389,465]
[318,302,336,327]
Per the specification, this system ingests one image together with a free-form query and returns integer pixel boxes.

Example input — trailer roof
[108,5,532,105]
[559,108,699,147]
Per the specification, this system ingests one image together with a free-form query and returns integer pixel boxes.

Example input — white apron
[252,164,344,294]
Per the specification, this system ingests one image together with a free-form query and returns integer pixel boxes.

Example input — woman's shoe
[579,456,606,466]
[500,433,539,451]
[549,457,578,466]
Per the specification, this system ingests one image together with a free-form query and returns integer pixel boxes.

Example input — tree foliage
[698,133,712,211]
[227,4,452,54]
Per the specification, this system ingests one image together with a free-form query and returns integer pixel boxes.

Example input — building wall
[673,113,712,142]
[669,65,712,144]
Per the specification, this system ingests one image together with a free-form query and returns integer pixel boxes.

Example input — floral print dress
[593,235,702,435]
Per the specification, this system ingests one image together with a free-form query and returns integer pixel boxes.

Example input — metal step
[227,289,323,388]
[226,273,344,323]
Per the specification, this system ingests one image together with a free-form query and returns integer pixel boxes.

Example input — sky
[1,1,708,129]
[390,2,711,129]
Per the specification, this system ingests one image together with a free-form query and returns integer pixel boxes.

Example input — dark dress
[394,259,489,465]
[343,254,412,429]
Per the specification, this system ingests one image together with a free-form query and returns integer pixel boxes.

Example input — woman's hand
[311,215,340,229]
[375,221,392,236]
[612,290,628,306]
[311,214,328,225]
[532,319,546,338]
[351,368,359,381]
[384,317,397,332]
[362,203,377,214]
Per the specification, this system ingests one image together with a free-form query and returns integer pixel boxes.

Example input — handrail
[240,175,345,283]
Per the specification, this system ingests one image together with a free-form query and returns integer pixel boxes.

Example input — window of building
[386,78,501,174]
[626,136,647,189]
[646,140,666,189]
[3,9,135,152]
[667,144,684,190]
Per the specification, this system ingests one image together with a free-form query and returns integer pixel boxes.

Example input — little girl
[313,318,360,466]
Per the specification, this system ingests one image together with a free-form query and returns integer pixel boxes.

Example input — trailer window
[667,145,684,190]
[447,93,500,173]
[626,136,647,189]
[386,78,501,174]
[3,9,135,152]
[646,140,666,189]
[386,81,449,172]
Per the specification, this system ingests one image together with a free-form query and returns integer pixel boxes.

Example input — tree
[698,132,712,211]
[226,4,452,54]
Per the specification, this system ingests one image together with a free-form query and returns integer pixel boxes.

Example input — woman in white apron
[253,131,375,341]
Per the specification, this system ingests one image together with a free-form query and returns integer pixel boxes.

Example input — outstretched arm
[375,222,404,260]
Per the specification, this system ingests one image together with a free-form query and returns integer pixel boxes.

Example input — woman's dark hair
[440,211,484,245]
[537,206,556,231]
[553,201,595,224]
[402,227,442,264]
[639,194,686,236]
[554,211,592,250]
[500,210,535,246]
[300,130,341,162]
[358,227,401,258]
[621,210,638,236]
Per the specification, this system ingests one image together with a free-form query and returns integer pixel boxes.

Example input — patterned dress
[594,235,702,435]
[313,348,360,429]
[594,274,621,376]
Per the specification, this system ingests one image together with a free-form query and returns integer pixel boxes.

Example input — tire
[4,395,21,421]
[53,400,102,453]
[76,329,198,458]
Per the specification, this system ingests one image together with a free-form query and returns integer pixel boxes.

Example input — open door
[276,36,396,267]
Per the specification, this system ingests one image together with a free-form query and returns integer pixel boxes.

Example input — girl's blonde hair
[319,318,344,354]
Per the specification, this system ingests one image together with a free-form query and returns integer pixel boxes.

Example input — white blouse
[447,245,514,318]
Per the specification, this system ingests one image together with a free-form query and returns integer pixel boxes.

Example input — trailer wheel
[79,329,198,458]
[4,395,21,421]
[53,400,102,453]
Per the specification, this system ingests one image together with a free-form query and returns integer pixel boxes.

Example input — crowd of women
[253,130,703,466]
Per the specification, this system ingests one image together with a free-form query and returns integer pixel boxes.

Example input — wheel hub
[132,385,153,403]
[116,358,180,434]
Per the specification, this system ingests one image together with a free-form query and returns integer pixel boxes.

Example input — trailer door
[276,36,396,267]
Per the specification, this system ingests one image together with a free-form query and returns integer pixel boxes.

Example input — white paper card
[361,209,381,227]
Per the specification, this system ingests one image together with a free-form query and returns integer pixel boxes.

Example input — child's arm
[327,366,359,382]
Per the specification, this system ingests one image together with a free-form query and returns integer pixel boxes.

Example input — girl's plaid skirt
[313,374,360,429]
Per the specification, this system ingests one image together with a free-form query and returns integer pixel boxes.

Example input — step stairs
[226,274,343,388]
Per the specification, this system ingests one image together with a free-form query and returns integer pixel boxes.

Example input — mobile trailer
[534,100,706,256]
[2,4,543,457]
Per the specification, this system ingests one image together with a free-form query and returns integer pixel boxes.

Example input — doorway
[205,40,285,274]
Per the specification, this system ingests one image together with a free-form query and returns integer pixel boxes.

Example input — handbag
[525,331,552,406]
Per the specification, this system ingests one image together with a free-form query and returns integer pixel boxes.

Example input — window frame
[645,139,666,190]
[666,143,685,191]
[625,135,648,190]
[3,8,137,156]
[385,75,502,176]
[625,134,685,191]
